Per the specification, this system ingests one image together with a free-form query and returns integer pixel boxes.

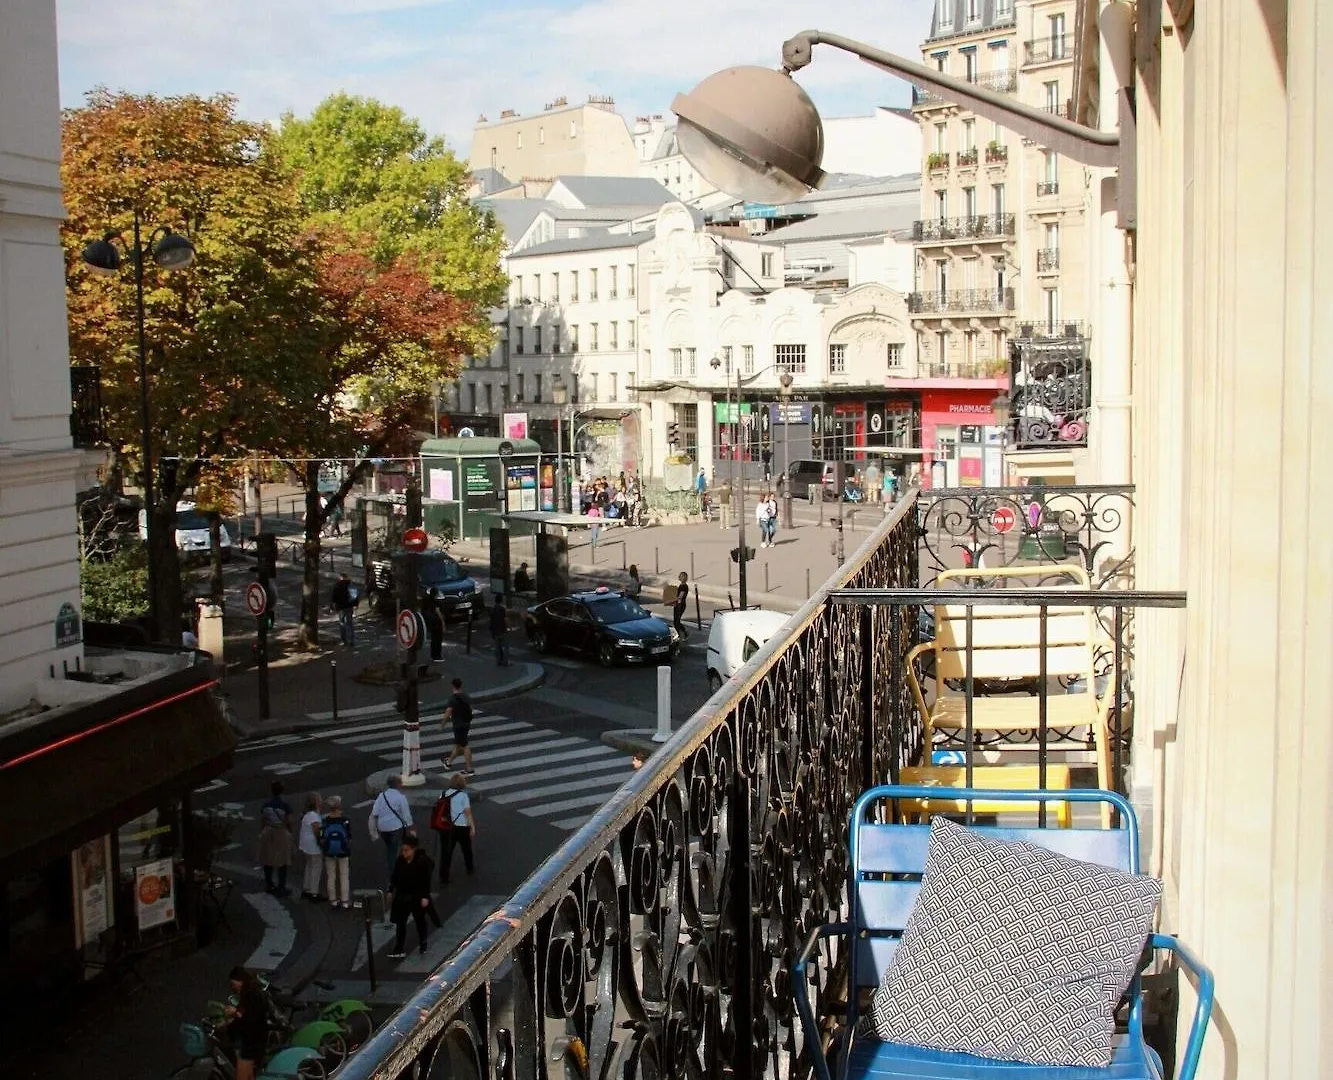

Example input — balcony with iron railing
[1037,180,1060,196]
[985,143,1008,164]
[336,485,1194,1080]
[1037,247,1061,272]
[1024,35,1071,65]
[912,68,1017,107]
[913,214,1016,243]
[920,358,1009,379]
[955,147,979,168]
[908,288,1016,314]
[70,365,106,448]
[1009,326,1092,447]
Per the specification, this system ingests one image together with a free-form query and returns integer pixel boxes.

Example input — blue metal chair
[792,786,1215,1080]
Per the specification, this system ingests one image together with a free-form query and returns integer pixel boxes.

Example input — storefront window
[117,805,182,938]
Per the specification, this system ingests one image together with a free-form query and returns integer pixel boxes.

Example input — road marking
[551,813,598,831]
[238,733,316,753]
[243,892,297,972]
[194,778,228,793]
[519,790,627,818]
[351,921,397,971]
[318,711,505,739]
[470,756,630,792]
[341,720,533,754]
[381,735,592,767]
[392,895,506,974]
[528,687,656,728]
[262,759,327,777]
[487,772,631,805]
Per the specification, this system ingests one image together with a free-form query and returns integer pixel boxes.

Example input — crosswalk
[326,711,635,831]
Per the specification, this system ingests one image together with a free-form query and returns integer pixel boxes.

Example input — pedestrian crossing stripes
[327,712,635,832]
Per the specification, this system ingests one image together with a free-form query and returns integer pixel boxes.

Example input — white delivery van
[139,502,233,563]
[705,609,793,692]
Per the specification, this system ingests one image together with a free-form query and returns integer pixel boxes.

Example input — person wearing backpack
[430,773,477,884]
[320,796,352,909]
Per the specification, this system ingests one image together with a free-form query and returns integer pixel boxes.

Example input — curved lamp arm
[781,30,1121,169]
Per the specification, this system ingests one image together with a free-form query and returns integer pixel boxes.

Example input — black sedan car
[524,588,681,667]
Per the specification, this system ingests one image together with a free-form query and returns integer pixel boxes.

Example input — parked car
[524,587,680,667]
[785,459,837,500]
[139,502,232,563]
[705,609,792,693]
[367,550,479,623]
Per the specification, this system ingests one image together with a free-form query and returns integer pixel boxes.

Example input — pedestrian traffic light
[667,422,680,446]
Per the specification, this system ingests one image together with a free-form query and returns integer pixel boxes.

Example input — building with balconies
[911,0,1095,486]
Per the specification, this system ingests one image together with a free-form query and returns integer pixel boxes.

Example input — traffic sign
[458,426,475,438]
[396,608,421,650]
[245,581,269,617]
[497,439,515,459]
[990,506,1017,534]
[402,527,429,552]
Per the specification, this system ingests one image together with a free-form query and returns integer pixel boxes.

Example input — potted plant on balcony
[957,148,978,167]
[927,151,949,171]
[986,140,1007,163]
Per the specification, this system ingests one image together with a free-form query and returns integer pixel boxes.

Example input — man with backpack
[440,678,475,776]
[319,796,352,909]
[330,573,358,647]
[430,773,477,884]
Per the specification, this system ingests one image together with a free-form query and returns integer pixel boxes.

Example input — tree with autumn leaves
[62,89,498,645]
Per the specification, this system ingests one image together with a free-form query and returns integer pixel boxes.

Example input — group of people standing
[578,472,648,529]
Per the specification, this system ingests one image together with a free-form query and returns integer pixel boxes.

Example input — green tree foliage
[81,546,150,623]
[275,93,507,356]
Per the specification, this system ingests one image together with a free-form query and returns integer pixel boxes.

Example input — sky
[55,0,929,157]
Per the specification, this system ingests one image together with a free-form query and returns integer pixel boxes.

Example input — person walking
[369,776,414,881]
[718,480,732,530]
[513,562,532,593]
[863,460,881,505]
[258,781,293,897]
[441,678,475,776]
[331,573,357,647]
[386,835,437,959]
[432,773,477,884]
[298,793,324,901]
[587,502,602,546]
[755,495,772,549]
[765,491,779,545]
[319,796,352,909]
[672,572,690,639]
[761,445,773,482]
[490,594,509,666]
[624,564,643,601]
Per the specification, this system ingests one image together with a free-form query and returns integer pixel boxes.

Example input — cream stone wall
[1132,0,1333,1076]
[469,101,638,180]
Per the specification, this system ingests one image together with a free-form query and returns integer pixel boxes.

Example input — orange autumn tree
[62,89,321,641]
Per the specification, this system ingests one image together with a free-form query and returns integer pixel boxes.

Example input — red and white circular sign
[396,608,421,650]
[990,506,1017,534]
[402,527,429,552]
[245,581,269,617]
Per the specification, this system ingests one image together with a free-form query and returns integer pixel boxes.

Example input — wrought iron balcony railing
[920,359,1008,379]
[1025,35,1071,65]
[912,68,1017,107]
[1037,247,1061,271]
[913,213,1016,242]
[1009,328,1092,447]
[70,365,106,448]
[985,144,1008,164]
[1037,180,1060,196]
[908,287,1016,314]
[956,148,979,167]
[335,484,1191,1080]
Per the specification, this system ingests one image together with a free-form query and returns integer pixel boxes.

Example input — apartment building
[911,0,1093,482]
[468,96,639,180]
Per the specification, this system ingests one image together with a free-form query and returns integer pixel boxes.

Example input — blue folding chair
[792,786,1214,1080]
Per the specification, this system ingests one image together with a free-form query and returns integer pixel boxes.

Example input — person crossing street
[490,594,509,666]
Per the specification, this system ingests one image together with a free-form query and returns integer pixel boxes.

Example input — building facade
[468,97,640,181]
[912,0,1092,482]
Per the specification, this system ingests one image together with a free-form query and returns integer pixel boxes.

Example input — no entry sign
[402,527,429,552]
[245,581,269,617]
[396,608,421,650]
[990,506,1017,534]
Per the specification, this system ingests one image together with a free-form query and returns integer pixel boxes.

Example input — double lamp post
[82,210,197,640]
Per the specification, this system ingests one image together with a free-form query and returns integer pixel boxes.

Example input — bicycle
[170,1012,326,1080]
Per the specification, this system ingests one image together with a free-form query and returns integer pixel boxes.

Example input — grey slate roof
[928,0,1016,40]
[469,167,517,196]
[764,206,918,242]
[552,175,674,208]
[507,230,648,258]
[476,199,558,244]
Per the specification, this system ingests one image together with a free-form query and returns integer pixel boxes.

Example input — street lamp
[82,211,197,641]
[551,377,569,512]
[778,371,794,527]
[672,32,1123,208]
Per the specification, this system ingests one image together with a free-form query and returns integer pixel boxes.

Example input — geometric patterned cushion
[868,816,1162,1067]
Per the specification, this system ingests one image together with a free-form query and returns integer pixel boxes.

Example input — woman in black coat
[386,834,439,958]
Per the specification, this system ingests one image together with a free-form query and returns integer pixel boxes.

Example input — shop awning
[0,665,234,877]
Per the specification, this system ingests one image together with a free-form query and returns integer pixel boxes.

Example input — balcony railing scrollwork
[337,500,924,1080]
[908,287,1016,314]
[913,213,1016,242]
[1009,329,1091,447]
[912,68,1016,107]
[1024,36,1070,65]
[1037,248,1061,271]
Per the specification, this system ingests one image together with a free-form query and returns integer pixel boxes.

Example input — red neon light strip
[0,680,219,772]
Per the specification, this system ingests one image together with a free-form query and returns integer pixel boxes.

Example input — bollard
[695,589,702,631]
[655,546,660,575]
[727,559,733,586]
[651,663,672,743]
[806,568,811,599]
[764,563,769,593]
[331,661,339,723]
[363,898,378,992]
[690,551,695,581]
[621,542,627,571]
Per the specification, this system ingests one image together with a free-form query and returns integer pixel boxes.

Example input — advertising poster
[502,412,529,440]
[507,464,539,512]
[73,835,113,947]
[540,463,555,512]
[134,858,176,931]
[958,449,984,487]
[428,468,454,501]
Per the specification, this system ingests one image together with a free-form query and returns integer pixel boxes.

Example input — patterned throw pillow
[868,816,1161,1067]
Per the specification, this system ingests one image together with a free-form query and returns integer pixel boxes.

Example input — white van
[139,502,233,563]
[705,609,793,693]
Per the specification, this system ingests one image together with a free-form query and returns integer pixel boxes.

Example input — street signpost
[251,534,278,720]
[244,581,268,617]
[396,549,425,786]
[401,527,429,552]
[396,608,421,651]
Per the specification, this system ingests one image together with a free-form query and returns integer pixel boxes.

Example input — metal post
[363,899,378,992]
[764,563,769,593]
[781,395,793,529]
[399,555,424,787]
[651,664,672,743]
[694,589,702,631]
[256,615,270,720]
[806,567,811,599]
[253,450,263,538]
[655,547,660,575]
[736,370,748,610]
[556,409,564,512]
[690,551,695,581]
[131,210,160,640]
[331,660,339,723]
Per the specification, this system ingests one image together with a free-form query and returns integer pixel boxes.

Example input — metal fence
[338,497,922,1080]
